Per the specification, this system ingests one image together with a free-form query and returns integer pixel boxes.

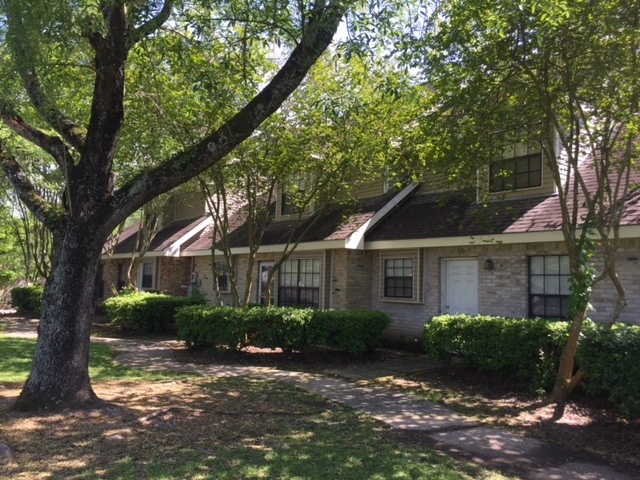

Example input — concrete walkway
[3,316,637,480]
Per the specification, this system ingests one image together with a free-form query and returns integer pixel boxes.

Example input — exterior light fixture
[484,259,495,271]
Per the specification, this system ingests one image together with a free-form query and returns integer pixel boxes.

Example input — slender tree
[199,54,423,306]
[0,0,347,411]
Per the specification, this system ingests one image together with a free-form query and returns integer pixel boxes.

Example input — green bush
[104,292,204,334]
[176,305,248,349]
[424,314,570,391]
[311,309,391,355]
[579,324,640,417]
[176,306,390,355]
[245,306,314,352]
[10,285,44,315]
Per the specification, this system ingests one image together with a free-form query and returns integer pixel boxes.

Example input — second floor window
[490,131,542,192]
[280,173,309,216]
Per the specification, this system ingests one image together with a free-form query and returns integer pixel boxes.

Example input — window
[117,264,127,290]
[529,255,571,318]
[281,173,309,216]
[380,250,420,302]
[384,258,414,298]
[214,261,230,292]
[490,131,542,192]
[140,261,155,290]
[278,258,321,308]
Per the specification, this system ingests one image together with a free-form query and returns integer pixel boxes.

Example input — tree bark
[2,0,345,412]
[14,222,106,411]
[548,305,588,403]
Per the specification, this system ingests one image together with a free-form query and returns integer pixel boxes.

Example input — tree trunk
[548,304,588,403]
[14,222,105,411]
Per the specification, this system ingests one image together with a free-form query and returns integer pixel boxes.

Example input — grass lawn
[0,336,513,480]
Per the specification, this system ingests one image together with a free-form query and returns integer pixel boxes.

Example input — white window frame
[529,255,571,319]
[379,250,421,303]
[138,260,156,291]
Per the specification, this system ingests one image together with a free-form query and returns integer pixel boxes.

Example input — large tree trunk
[14,222,106,411]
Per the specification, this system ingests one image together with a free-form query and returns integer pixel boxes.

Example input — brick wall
[366,239,640,348]
[192,256,236,305]
[330,249,373,309]
[158,257,191,297]
[183,237,640,349]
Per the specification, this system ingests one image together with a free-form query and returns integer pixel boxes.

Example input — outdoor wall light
[484,259,495,271]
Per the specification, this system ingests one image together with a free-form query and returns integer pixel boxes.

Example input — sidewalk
[3,316,637,480]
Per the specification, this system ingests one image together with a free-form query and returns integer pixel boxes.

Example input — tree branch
[110,2,345,228]
[5,5,87,152]
[0,141,60,230]
[0,104,75,172]
[127,0,174,49]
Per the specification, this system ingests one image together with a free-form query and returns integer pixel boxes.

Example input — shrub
[10,285,44,315]
[176,305,248,349]
[424,314,570,391]
[579,324,640,417]
[311,309,391,355]
[245,306,314,352]
[176,306,390,355]
[104,292,204,334]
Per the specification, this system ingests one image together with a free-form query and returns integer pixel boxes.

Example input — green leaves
[424,314,571,390]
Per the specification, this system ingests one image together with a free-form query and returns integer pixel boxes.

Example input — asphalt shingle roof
[364,190,553,241]
[218,191,397,249]
[113,216,207,255]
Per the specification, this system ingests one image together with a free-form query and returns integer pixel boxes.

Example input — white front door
[443,259,478,315]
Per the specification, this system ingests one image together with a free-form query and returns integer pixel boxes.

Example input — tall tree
[0,0,347,411]
[405,0,640,402]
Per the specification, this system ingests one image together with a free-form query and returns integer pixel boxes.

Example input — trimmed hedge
[424,314,571,391]
[425,314,640,417]
[310,309,391,355]
[578,324,640,417]
[176,306,390,355]
[10,285,44,315]
[104,292,205,333]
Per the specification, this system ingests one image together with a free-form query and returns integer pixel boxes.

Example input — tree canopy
[0,0,350,410]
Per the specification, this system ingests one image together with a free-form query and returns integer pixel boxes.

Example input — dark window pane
[529,255,570,318]
[384,257,414,299]
[277,259,320,308]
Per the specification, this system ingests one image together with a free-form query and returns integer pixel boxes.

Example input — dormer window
[490,130,542,192]
[280,172,309,216]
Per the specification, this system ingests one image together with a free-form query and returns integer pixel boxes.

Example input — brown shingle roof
[217,191,397,249]
[367,163,640,242]
[113,216,207,255]
[365,189,553,241]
